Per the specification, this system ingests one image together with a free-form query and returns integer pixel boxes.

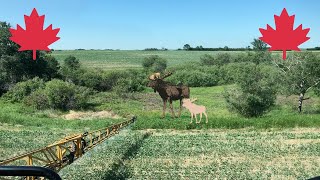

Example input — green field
[59,128,320,179]
[52,50,320,69]
[2,50,320,179]
[52,50,243,69]
[0,100,125,160]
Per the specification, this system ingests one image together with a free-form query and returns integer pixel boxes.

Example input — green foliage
[200,53,232,66]
[167,69,217,87]
[200,54,215,66]
[59,131,148,180]
[64,56,81,69]
[215,53,232,65]
[251,38,268,51]
[276,52,320,96]
[44,79,91,110]
[0,22,19,57]
[2,77,45,102]
[24,89,49,110]
[224,64,277,117]
[113,70,147,96]
[60,56,83,84]
[142,55,167,73]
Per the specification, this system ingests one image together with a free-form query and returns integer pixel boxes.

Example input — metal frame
[0,116,136,179]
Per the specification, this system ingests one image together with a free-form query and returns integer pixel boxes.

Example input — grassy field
[52,50,245,69]
[59,128,320,179]
[2,50,320,179]
[52,50,320,69]
[1,85,320,161]
[0,100,125,160]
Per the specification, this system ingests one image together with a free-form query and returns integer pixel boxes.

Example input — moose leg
[169,99,176,118]
[161,99,167,118]
[195,114,199,124]
[204,112,208,123]
[198,113,202,124]
[190,113,193,124]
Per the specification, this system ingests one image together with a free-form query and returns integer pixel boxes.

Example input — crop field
[2,49,320,179]
[59,128,320,179]
[51,50,320,69]
[2,85,320,162]
[0,100,125,160]
[52,50,244,69]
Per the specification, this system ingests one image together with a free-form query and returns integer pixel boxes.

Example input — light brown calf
[182,98,208,124]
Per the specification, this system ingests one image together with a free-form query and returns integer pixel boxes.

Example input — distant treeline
[181,47,252,51]
[306,47,320,51]
[144,48,168,51]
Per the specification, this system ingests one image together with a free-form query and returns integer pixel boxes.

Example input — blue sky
[0,0,319,50]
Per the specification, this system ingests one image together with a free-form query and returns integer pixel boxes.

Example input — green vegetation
[52,50,247,69]
[0,100,125,160]
[60,128,320,179]
[225,64,277,117]
[2,20,320,179]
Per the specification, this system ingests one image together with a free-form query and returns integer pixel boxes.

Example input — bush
[168,70,217,87]
[79,69,103,90]
[215,53,231,65]
[113,70,147,95]
[200,54,216,66]
[224,64,277,117]
[142,55,167,73]
[64,56,80,70]
[24,89,49,110]
[60,56,83,84]
[3,77,45,102]
[44,79,91,110]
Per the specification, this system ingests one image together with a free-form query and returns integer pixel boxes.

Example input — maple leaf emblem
[9,8,60,60]
[259,8,310,60]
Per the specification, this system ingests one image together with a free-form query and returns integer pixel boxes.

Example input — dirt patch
[63,110,122,120]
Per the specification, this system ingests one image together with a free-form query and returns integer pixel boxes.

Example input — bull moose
[147,72,190,118]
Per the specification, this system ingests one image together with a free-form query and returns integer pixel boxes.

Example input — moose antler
[149,72,161,80]
[161,71,173,79]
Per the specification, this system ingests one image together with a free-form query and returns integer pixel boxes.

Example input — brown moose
[147,72,190,118]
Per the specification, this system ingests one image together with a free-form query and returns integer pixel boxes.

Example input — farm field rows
[2,85,320,162]
[0,100,125,161]
[59,128,320,179]
[51,50,320,69]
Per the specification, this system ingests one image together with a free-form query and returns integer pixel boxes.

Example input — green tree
[251,38,268,51]
[0,22,19,57]
[273,52,320,112]
[142,55,167,73]
[0,21,60,95]
[183,44,191,50]
[225,63,277,117]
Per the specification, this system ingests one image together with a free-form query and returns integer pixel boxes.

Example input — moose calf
[182,98,208,124]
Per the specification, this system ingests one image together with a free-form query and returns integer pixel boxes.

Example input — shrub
[60,56,83,84]
[113,70,147,96]
[63,56,81,70]
[79,69,103,90]
[142,55,167,73]
[216,53,231,66]
[224,64,277,117]
[200,54,216,66]
[166,68,218,87]
[3,77,45,102]
[44,79,91,110]
[102,71,128,91]
[24,89,49,110]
